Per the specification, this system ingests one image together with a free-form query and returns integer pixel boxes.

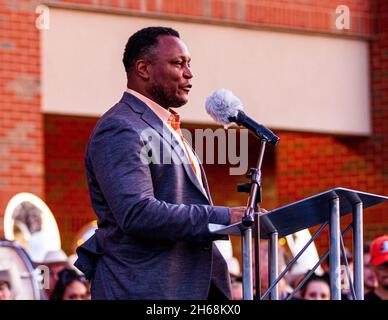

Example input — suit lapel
[198,162,213,205]
[122,92,210,202]
[185,142,213,204]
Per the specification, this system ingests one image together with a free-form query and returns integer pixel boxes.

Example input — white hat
[41,249,68,264]
[214,240,241,277]
[227,256,241,277]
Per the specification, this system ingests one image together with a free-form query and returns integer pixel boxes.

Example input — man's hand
[229,207,268,224]
[230,207,246,224]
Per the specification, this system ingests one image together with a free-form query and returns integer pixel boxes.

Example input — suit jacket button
[203,244,211,251]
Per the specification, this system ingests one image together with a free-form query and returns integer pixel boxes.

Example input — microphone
[205,89,280,146]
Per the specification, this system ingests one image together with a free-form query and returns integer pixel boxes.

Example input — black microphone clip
[229,111,280,147]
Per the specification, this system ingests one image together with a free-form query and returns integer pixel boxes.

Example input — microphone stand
[238,139,267,300]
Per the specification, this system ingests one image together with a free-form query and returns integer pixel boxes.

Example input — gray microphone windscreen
[205,89,244,126]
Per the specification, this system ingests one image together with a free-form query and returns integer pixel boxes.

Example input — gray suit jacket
[75,92,232,299]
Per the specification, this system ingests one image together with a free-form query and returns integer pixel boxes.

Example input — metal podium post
[268,231,279,300]
[353,201,364,299]
[242,226,253,300]
[329,196,341,300]
[240,139,267,300]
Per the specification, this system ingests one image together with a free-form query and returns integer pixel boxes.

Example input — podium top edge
[210,188,387,238]
[331,187,388,199]
[272,187,388,211]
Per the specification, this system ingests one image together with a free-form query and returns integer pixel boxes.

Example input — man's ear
[135,59,151,80]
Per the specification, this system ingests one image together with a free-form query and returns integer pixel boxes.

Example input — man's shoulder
[85,96,145,150]
[101,96,137,122]
[95,94,144,131]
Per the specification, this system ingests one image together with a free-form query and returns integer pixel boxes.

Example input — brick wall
[44,114,97,252]
[0,1,43,235]
[276,132,388,253]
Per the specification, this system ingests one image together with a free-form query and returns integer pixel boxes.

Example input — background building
[1,0,387,261]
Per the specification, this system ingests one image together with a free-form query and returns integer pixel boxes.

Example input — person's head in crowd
[364,242,378,294]
[0,269,14,300]
[369,235,388,300]
[301,272,331,300]
[50,268,89,300]
[41,249,69,298]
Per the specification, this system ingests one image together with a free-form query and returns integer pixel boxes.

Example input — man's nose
[183,66,193,79]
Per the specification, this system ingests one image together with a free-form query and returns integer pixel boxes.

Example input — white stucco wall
[41,8,371,135]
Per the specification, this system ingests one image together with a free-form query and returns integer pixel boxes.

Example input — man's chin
[170,97,188,109]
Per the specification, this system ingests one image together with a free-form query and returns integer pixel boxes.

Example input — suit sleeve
[88,118,231,242]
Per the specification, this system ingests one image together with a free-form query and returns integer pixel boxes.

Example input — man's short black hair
[300,272,330,297]
[50,268,87,301]
[123,26,180,72]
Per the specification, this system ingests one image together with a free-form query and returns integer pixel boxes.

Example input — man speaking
[74,27,246,300]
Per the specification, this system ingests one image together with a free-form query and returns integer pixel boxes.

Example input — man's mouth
[180,84,192,93]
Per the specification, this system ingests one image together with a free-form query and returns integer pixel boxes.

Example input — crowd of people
[0,234,386,300]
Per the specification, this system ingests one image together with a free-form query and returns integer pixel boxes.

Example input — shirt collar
[126,88,177,124]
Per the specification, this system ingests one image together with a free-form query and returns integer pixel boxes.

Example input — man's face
[147,35,193,109]
[373,262,388,290]
[63,280,88,300]
[304,280,330,300]
[0,282,13,300]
